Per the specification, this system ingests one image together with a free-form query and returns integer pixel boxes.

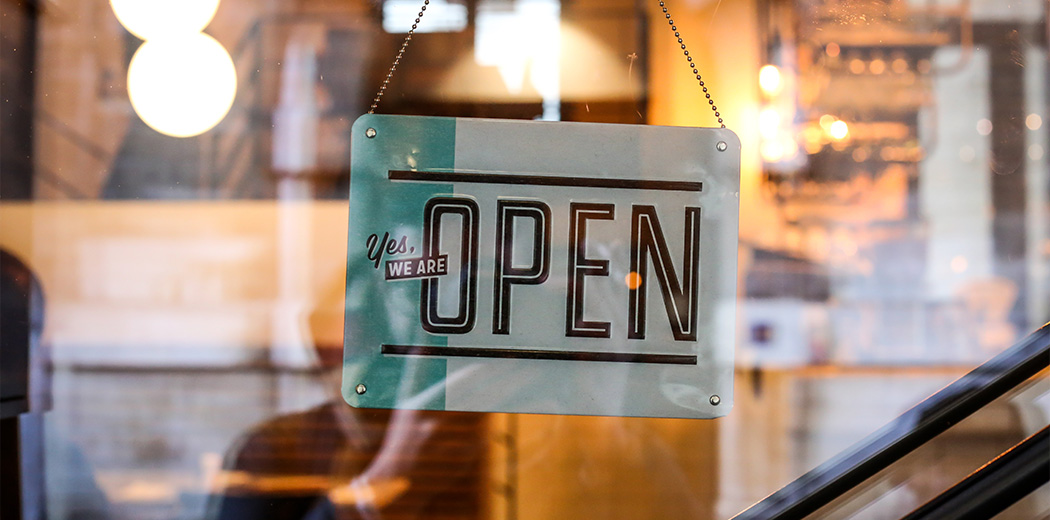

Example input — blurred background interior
[0,0,1047,518]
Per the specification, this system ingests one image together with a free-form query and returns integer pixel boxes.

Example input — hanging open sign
[343,114,739,419]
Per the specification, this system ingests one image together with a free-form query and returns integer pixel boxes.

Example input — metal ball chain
[369,0,430,114]
[369,0,725,128]
[659,0,724,128]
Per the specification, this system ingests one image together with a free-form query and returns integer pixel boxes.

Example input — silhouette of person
[208,321,486,520]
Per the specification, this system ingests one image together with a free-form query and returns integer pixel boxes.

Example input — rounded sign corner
[351,112,380,135]
[713,397,734,418]
[716,127,742,151]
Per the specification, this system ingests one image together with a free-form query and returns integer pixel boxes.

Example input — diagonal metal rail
[902,425,1049,520]
[732,322,1050,520]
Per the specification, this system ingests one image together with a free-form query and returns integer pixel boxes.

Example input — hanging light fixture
[111,0,236,138]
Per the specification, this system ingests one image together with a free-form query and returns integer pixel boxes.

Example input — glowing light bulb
[127,33,237,138]
[1026,114,1042,131]
[976,119,993,136]
[819,114,836,131]
[110,0,220,40]
[758,65,781,95]
[625,272,642,290]
[829,120,849,140]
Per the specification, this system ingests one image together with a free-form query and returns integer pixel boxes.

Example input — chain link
[370,0,725,128]
[369,0,430,114]
[659,0,724,128]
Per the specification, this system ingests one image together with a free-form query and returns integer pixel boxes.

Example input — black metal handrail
[902,425,1049,519]
[732,322,1050,520]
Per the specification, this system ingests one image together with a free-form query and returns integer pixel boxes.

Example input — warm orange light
[761,140,785,162]
[825,42,840,58]
[829,120,849,140]
[819,114,836,131]
[625,272,643,290]
[759,65,781,96]
[803,125,824,153]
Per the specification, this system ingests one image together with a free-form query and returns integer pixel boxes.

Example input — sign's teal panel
[344,114,740,419]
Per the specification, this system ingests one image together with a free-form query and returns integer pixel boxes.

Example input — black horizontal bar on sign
[388,170,703,192]
[381,344,697,365]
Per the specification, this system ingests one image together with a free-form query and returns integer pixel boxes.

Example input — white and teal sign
[343,114,740,419]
